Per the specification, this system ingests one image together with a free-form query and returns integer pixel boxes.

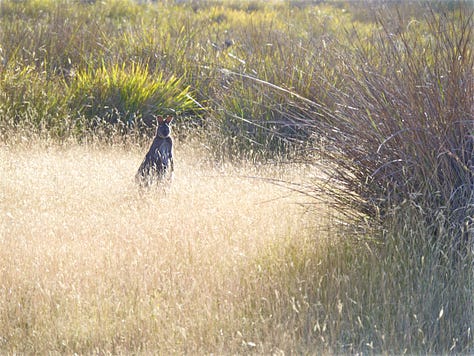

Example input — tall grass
[0,142,315,354]
[299,6,473,242]
[69,62,197,125]
[0,0,360,146]
[1,142,472,354]
[1,0,473,353]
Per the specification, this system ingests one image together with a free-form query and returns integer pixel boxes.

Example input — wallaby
[136,115,174,187]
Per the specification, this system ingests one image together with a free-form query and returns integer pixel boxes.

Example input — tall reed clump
[298,5,473,249]
[227,9,473,350]
[290,12,474,350]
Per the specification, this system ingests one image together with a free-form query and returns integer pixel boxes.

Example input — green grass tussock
[69,62,198,126]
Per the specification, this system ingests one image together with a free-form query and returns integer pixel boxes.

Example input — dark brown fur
[136,115,174,186]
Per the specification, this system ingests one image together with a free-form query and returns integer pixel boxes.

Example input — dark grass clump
[301,5,473,249]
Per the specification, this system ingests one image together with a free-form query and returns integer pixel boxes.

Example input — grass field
[1,141,472,354]
[0,141,322,353]
[0,0,472,353]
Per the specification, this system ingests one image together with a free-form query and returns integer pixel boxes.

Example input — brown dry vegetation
[2,142,471,354]
[0,141,330,354]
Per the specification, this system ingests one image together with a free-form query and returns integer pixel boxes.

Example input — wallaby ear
[165,115,173,124]
[156,115,164,124]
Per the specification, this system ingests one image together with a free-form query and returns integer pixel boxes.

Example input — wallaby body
[136,115,174,186]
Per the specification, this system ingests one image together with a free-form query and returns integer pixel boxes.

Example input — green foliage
[0,65,70,138]
[0,0,359,141]
[68,62,198,126]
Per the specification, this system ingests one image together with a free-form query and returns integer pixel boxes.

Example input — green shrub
[68,62,199,126]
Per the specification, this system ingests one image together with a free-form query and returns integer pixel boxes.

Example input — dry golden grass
[2,142,472,354]
[0,141,330,354]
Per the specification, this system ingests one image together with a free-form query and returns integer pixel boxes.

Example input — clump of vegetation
[68,62,198,126]
[297,6,473,238]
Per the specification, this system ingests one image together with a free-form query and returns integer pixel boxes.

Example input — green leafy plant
[68,62,199,126]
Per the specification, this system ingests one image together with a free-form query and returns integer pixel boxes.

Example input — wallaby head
[156,115,173,139]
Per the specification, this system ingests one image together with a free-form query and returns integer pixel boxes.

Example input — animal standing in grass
[136,115,174,186]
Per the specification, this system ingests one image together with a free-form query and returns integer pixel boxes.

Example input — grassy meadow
[1,0,473,354]
[2,142,471,354]
[0,142,319,353]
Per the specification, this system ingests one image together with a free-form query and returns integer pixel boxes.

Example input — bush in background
[68,62,198,126]
[298,6,473,248]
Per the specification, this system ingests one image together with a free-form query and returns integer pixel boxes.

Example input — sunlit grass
[69,62,198,125]
[1,142,471,354]
[0,0,472,353]
[0,142,321,353]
